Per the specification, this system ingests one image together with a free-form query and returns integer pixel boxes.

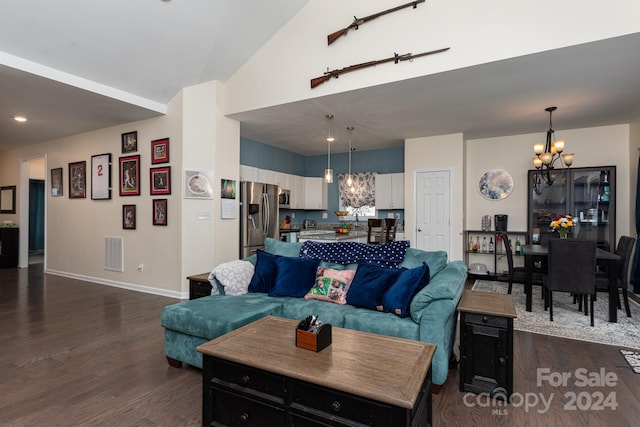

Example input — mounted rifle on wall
[327,0,426,45]
[310,47,450,89]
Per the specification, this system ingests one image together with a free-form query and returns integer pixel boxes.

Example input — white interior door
[415,170,451,255]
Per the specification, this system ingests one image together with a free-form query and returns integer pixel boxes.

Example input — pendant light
[346,126,354,192]
[324,114,334,183]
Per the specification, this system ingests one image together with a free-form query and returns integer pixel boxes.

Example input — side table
[187,273,212,300]
[458,290,516,401]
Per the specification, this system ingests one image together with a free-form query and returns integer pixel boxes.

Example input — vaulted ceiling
[1,1,640,156]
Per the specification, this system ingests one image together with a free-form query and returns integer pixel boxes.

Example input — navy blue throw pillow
[269,257,319,297]
[346,263,404,311]
[248,250,279,293]
[383,262,430,317]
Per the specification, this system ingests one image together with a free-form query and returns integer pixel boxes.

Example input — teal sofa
[161,238,467,386]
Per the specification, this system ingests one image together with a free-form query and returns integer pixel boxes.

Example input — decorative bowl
[335,211,349,216]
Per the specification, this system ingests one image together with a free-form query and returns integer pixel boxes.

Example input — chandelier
[532,106,574,186]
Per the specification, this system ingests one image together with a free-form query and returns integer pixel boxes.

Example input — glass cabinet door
[571,167,615,251]
[528,169,569,240]
[528,166,616,252]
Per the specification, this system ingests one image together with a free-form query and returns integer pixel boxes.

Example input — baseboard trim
[45,268,187,300]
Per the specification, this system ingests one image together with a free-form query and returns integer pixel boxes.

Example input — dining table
[521,244,621,323]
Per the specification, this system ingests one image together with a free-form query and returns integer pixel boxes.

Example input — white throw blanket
[208,260,255,296]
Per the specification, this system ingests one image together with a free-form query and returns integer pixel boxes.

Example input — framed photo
[221,179,236,199]
[50,167,63,197]
[153,199,168,226]
[91,153,112,200]
[184,170,214,199]
[0,186,16,214]
[121,131,138,153]
[151,137,170,164]
[119,155,140,196]
[150,166,171,195]
[122,205,136,230]
[69,161,87,199]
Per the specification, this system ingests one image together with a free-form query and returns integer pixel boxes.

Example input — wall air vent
[104,236,124,272]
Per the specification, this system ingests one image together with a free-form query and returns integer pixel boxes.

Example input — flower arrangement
[550,214,574,238]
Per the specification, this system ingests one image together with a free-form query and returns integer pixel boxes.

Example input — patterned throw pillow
[212,260,255,296]
[305,267,356,304]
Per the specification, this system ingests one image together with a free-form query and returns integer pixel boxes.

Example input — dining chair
[595,235,635,317]
[499,232,542,294]
[383,218,397,243]
[367,219,384,244]
[542,239,597,326]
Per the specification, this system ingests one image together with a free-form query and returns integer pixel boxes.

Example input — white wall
[226,0,640,115]
[29,158,45,180]
[465,124,631,240]
[0,94,184,297]
[405,134,464,260]
[181,81,241,294]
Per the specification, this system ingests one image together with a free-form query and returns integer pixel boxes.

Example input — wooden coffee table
[197,316,435,426]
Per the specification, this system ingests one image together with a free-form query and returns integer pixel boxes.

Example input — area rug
[472,280,640,351]
[620,350,640,374]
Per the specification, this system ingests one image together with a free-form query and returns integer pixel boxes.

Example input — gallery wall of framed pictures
[48,131,175,230]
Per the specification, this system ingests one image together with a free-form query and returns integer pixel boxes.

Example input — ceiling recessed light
[13,116,28,123]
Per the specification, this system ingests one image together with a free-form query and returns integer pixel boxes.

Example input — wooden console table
[197,316,435,426]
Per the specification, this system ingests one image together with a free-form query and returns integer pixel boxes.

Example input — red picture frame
[119,155,140,196]
[69,161,86,199]
[153,199,168,226]
[151,137,169,164]
[150,166,171,195]
[122,205,136,229]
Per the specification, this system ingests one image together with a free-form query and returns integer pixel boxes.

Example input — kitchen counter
[299,230,368,243]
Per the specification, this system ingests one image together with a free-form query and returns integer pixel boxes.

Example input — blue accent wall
[240,138,405,225]
[240,137,307,176]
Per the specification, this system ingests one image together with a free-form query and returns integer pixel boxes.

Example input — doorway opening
[29,179,45,264]
[19,156,46,268]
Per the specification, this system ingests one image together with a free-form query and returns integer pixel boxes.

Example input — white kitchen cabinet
[239,165,259,182]
[304,177,327,210]
[258,169,278,185]
[376,173,404,209]
[274,172,290,190]
[290,175,305,209]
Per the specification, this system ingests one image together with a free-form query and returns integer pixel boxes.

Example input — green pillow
[265,237,303,257]
[399,248,447,278]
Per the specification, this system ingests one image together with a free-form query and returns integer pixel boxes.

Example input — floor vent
[104,236,124,272]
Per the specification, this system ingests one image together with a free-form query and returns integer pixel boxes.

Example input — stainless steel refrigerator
[239,181,279,258]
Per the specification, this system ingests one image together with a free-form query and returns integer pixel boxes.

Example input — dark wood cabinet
[199,317,433,427]
[203,356,431,427]
[528,166,615,251]
[187,273,212,299]
[458,291,516,401]
[0,227,19,268]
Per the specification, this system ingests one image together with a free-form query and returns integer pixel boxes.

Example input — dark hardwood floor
[1,264,639,426]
